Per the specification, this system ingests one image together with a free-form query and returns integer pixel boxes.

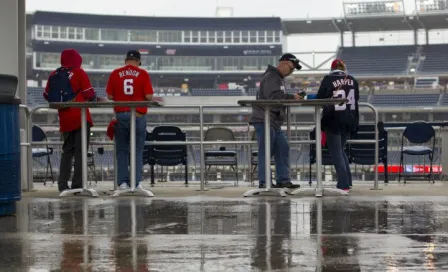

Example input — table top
[237,98,347,107]
[49,101,163,109]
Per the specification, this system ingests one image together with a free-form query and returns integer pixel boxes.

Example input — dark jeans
[253,122,290,186]
[115,112,147,187]
[325,130,352,189]
[58,124,91,191]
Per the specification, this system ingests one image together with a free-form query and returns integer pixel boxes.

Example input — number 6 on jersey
[124,78,134,95]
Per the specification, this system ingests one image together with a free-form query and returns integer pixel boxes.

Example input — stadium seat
[338,46,416,76]
[190,88,243,96]
[371,94,439,107]
[419,45,448,74]
[398,121,435,183]
[32,124,55,185]
[204,127,238,186]
[146,126,188,185]
[349,122,389,183]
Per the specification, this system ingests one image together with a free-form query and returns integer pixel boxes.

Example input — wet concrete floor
[1,196,448,271]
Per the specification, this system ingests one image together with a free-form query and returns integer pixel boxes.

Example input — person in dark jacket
[316,59,359,192]
[249,53,303,189]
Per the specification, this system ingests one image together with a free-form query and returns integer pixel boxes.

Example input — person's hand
[292,93,303,100]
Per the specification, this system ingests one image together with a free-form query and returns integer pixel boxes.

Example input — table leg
[113,108,154,197]
[243,106,287,197]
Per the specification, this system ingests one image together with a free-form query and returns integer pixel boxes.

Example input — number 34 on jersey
[333,89,356,111]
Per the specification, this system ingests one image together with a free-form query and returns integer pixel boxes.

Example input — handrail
[27,101,381,196]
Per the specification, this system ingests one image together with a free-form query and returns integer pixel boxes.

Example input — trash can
[0,74,21,216]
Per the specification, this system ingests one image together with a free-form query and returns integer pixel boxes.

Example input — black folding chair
[147,126,188,185]
[349,122,389,183]
[32,124,54,185]
[204,127,238,186]
[398,121,435,183]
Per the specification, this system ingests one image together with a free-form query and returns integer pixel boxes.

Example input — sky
[26,0,447,68]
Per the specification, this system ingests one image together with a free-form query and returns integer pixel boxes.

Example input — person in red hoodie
[43,49,96,192]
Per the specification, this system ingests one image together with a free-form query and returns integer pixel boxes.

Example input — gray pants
[58,125,90,191]
[325,130,352,189]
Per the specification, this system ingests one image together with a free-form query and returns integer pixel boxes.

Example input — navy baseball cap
[126,50,141,61]
[279,53,302,70]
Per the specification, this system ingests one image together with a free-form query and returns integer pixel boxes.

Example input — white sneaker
[119,183,129,190]
[136,184,143,190]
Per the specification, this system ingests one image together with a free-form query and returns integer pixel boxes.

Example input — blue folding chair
[398,121,435,183]
[32,124,55,185]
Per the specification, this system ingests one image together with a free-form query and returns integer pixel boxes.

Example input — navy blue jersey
[317,70,360,133]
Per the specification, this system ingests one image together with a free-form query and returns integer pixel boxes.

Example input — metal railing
[23,101,380,197]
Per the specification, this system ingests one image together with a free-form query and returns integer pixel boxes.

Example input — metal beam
[314,54,336,70]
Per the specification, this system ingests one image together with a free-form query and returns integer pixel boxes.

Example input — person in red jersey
[43,48,97,192]
[106,50,154,189]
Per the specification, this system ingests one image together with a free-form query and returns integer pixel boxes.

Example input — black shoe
[58,183,70,193]
[275,182,300,189]
[259,184,266,189]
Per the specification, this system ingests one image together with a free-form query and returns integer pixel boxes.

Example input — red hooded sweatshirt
[43,49,95,132]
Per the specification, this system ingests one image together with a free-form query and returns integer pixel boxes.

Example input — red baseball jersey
[106,64,154,114]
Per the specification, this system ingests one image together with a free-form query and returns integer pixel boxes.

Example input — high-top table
[49,101,163,197]
[237,99,348,197]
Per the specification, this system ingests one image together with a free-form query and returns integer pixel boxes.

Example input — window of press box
[233,31,241,43]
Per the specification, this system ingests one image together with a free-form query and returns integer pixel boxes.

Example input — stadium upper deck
[285,0,448,80]
[28,11,283,87]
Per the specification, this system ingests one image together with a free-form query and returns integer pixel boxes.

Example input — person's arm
[75,69,96,101]
[42,71,56,101]
[263,73,295,100]
[43,77,50,101]
[142,71,154,101]
[105,72,116,101]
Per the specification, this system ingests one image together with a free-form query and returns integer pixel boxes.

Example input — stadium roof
[283,13,448,34]
[31,11,283,31]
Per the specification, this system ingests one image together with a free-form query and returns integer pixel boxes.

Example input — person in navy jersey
[316,59,360,192]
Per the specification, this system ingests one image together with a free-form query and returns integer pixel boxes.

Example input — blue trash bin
[0,74,21,216]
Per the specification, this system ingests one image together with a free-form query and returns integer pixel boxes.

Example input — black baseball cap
[126,50,141,61]
[279,53,302,70]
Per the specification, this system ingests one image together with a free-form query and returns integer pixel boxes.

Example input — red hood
[60,49,82,68]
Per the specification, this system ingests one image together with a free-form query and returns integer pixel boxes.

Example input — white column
[0,0,19,77]
[18,0,26,105]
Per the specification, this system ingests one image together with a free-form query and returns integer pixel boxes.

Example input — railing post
[20,129,28,191]
[198,106,207,191]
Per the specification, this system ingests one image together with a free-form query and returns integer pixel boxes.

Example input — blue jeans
[325,130,352,189]
[253,123,290,185]
[115,112,147,187]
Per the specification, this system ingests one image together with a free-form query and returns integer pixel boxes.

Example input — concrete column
[0,0,30,190]
[0,0,26,125]
[0,0,19,77]
[18,0,26,112]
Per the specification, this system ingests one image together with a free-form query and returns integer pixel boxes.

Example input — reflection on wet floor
[0,197,448,271]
